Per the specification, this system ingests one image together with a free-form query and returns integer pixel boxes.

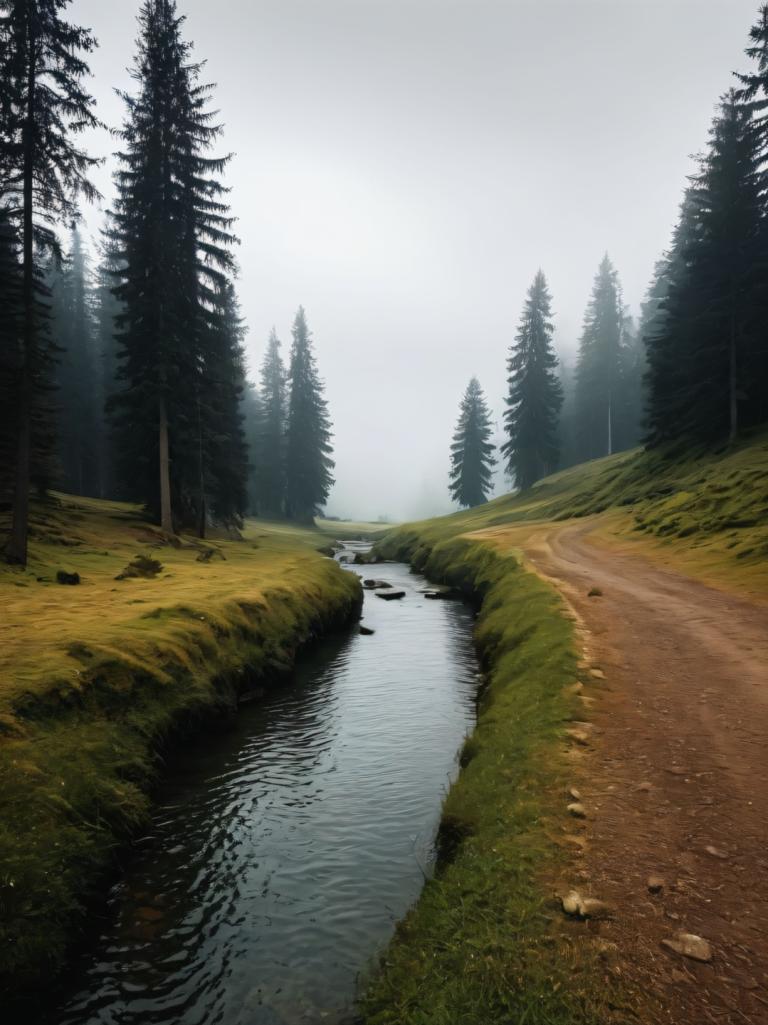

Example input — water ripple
[51,563,478,1025]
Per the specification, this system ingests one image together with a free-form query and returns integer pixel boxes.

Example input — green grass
[361,434,768,1024]
[362,534,634,1025]
[376,429,768,599]
[0,494,363,999]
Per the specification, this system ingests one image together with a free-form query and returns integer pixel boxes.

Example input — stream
[50,556,479,1025]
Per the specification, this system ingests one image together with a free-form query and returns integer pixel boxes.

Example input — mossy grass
[0,493,365,998]
[376,429,768,600]
[362,533,633,1024]
[357,436,768,1023]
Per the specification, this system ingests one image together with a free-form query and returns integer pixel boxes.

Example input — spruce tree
[574,255,625,461]
[646,96,763,445]
[51,225,99,496]
[449,377,496,507]
[257,328,287,517]
[0,0,101,565]
[92,219,123,498]
[110,0,238,533]
[241,380,264,517]
[735,15,768,428]
[284,308,335,524]
[194,279,248,533]
[0,212,23,510]
[502,270,563,489]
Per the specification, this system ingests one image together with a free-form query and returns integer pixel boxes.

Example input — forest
[2,3,768,1025]
[0,0,335,570]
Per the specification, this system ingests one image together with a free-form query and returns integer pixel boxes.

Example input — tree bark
[158,396,173,534]
[5,15,36,567]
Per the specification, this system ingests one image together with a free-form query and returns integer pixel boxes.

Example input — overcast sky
[70,0,759,521]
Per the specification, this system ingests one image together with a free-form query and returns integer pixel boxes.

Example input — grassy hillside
[383,429,768,599]
[0,495,364,998]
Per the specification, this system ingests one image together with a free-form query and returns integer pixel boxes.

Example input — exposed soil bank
[362,531,628,1025]
[0,511,361,1003]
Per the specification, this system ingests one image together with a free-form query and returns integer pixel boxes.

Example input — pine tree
[92,219,123,498]
[614,311,644,452]
[241,380,264,517]
[51,225,99,496]
[449,377,496,507]
[284,308,335,524]
[109,0,238,533]
[257,328,286,517]
[0,0,101,565]
[194,279,248,533]
[502,270,563,489]
[0,211,23,511]
[734,13,768,429]
[646,95,763,445]
[574,255,625,461]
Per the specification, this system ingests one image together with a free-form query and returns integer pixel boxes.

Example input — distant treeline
[0,0,334,568]
[450,5,768,508]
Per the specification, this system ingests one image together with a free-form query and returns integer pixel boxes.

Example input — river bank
[361,529,627,1025]
[0,494,363,1002]
[362,436,768,1024]
[40,561,479,1025]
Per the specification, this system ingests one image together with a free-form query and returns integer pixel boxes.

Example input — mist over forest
[7,0,759,524]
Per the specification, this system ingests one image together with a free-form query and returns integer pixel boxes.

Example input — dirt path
[523,521,768,1025]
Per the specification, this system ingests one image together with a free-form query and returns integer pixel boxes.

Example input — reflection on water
[52,562,478,1025]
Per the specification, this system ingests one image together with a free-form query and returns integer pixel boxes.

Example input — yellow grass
[0,494,363,997]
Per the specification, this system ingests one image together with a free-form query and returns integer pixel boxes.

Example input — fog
[70,0,757,522]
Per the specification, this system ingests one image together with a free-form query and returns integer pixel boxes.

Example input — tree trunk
[5,17,36,567]
[158,396,173,534]
[729,311,738,445]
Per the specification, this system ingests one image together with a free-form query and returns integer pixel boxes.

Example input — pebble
[589,668,606,680]
[567,802,587,819]
[562,890,582,915]
[636,781,653,793]
[704,845,729,860]
[661,932,713,963]
[568,786,581,801]
[561,891,612,920]
[647,875,665,894]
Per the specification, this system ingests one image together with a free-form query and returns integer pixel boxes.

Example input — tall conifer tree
[284,308,334,524]
[449,377,496,507]
[502,270,563,489]
[574,255,625,461]
[92,220,123,498]
[0,0,101,564]
[257,328,287,517]
[51,225,99,496]
[109,0,238,533]
[646,96,763,445]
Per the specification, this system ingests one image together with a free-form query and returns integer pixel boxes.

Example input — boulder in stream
[375,590,406,601]
[363,579,392,589]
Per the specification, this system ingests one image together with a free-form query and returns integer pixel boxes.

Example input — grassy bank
[362,532,626,1025]
[0,494,363,998]
[361,434,768,1024]
[383,430,768,600]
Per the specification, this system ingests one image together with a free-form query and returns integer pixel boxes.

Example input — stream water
[50,558,479,1025]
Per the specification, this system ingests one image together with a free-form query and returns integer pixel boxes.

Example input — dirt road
[524,521,768,1024]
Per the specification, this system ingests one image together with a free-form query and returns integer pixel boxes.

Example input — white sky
[70,0,760,520]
